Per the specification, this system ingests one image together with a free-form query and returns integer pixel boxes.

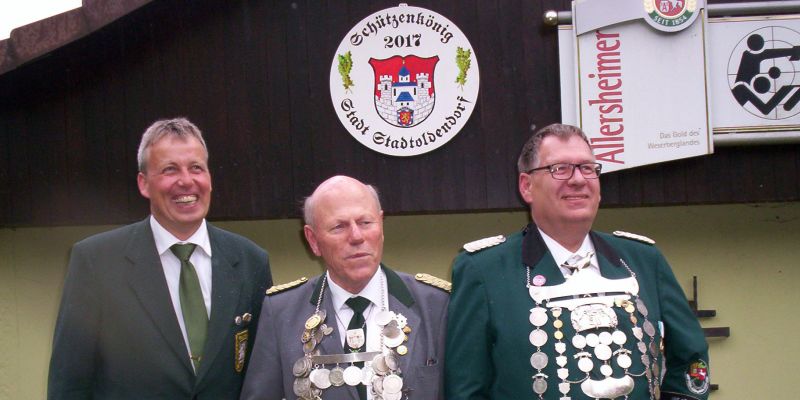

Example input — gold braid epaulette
[266,277,308,295]
[415,273,451,293]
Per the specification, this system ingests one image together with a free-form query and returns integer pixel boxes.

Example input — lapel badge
[234,329,249,373]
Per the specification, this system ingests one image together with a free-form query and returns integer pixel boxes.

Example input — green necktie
[171,243,208,371]
[344,296,370,400]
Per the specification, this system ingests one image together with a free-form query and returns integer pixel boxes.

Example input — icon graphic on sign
[728,27,800,119]
[369,56,439,128]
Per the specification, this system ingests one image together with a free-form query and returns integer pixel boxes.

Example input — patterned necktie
[344,296,370,400]
[171,243,208,371]
[563,250,595,275]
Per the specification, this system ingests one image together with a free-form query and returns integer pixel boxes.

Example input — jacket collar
[309,264,414,308]
[521,223,623,269]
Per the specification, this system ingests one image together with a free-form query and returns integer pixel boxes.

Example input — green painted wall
[1,203,798,399]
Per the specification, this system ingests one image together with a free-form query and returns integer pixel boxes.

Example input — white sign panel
[329,4,480,157]
[574,14,713,172]
[708,16,800,132]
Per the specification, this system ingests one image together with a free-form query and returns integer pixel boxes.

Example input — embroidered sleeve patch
[686,359,710,395]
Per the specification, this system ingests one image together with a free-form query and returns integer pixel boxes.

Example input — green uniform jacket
[445,224,709,400]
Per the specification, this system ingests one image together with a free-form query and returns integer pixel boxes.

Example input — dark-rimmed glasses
[527,163,602,180]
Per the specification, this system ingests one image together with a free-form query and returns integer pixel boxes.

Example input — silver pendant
[530,351,549,370]
[343,365,363,386]
[594,344,612,361]
[612,330,627,345]
[530,307,548,326]
[309,368,331,389]
[572,334,587,349]
[617,353,632,369]
[346,328,365,350]
[293,377,312,397]
[530,329,548,347]
[533,375,548,395]
[329,366,345,386]
[383,374,404,394]
[580,376,635,398]
[600,364,613,377]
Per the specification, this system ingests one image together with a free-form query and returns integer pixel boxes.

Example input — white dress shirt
[326,268,387,354]
[150,216,213,360]
[538,228,600,278]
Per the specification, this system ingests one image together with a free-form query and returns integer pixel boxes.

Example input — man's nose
[348,224,365,242]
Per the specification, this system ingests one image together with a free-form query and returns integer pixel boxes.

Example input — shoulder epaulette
[266,277,308,295]
[415,273,451,293]
[463,235,506,253]
[613,231,655,245]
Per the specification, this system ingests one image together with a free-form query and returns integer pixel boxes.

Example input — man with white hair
[241,175,449,400]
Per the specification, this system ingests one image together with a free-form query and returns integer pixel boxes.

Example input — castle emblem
[369,55,439,128]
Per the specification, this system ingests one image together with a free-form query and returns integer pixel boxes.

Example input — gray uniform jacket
[48,218,271,400]
[240,265,449,400]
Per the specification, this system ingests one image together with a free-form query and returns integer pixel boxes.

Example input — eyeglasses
[527,163,602,180]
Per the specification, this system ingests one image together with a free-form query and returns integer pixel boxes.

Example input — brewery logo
[727,26,800,120]
[330,4,479,156]
[642,0,701,32]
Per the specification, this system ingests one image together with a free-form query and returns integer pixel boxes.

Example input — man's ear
[518,173,534,204]
[304,225,322,256]
[137,172,150,199]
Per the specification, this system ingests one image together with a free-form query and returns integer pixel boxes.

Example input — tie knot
[171,243,197,262]
[345,296,371,314]
[563,250,595,272]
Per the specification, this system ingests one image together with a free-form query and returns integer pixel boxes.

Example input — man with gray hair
[241,175,449,400]
[48,118,271,399]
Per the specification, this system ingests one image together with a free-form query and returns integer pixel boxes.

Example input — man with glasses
[445,124,709,400]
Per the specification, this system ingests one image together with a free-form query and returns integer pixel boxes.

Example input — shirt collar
[538,227,595,267]
[149,215,212,257]
[326,267,385,313]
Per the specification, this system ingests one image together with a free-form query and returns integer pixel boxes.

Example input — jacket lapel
[196,225,243,383]
[590,231,630,280]
[124,219,193,373]
[523,225,568,286]
[382,267,420,382]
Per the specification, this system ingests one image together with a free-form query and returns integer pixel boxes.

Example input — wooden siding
[0,0,798,227]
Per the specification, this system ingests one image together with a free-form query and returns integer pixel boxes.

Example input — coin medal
[372,354,389,375]
[600,364,613,377]
[293,377,311,397]
[293,357,312,377]
[372,374,385,394]
[594,344,612,361]
[329,366,345,386]
[383,325,404,348]
[301,330,312,343]
[533,375,548,395]
[585,333,600,348]
[383,390,402,400]
[362,364,375,385]
[617,353,632,369]
[612,330,627,345]
[396,345,408,356]
[309,368,332,389]
[305,310,325,330]
[578,356,594,372]
[383,374,404,394]
[572,334,587,349]
[530,352,548,370]
[343,365,363,386]
[529,307,548,326]
[529,329,548,347]
[384,353,399,370]
[346,328,365,350]
[302,337,317,354]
